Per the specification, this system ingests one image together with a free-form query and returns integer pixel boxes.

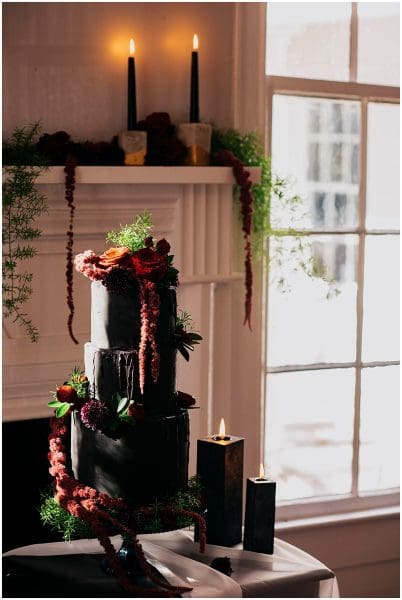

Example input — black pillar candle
[243,466,276,555]
[127,39,137,130]
[197,420,244,546]
[190,34,199,123]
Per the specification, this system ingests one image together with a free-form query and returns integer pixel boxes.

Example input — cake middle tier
[85,343,177,413]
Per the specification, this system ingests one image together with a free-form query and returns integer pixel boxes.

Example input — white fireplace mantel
[35,166,261,185]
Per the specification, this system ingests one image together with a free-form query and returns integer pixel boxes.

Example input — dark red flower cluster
[47,416,206,596]
[214,149,254,329]
[80,398,110,431]
[64,156,79,344]
[136,113,186,166]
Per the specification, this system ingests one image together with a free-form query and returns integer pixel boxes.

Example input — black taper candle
[243,475,276,554]
[197,434,244,546]
[190,36,199,123]
[127,39,137,130]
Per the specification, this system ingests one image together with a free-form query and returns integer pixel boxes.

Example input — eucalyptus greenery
[2,123,48,342]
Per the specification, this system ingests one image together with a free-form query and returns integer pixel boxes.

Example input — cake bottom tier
[71,410,189,507]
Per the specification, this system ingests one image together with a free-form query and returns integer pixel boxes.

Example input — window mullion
[351,96,368,497]
[349,2,358,82]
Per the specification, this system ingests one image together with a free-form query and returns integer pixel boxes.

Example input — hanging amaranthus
[64,155,79,344]
[215,149,254,329]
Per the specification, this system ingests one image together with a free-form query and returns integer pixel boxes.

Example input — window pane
[265,369,355,501]
[366,103,400,230]
[362,235,400,362]
[266,3,351,80]
[357,3,400,86]
[268,235,358,366]
[271,95,359,231]
[359,366,400,492]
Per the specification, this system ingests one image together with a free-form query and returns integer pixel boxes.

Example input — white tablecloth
[4,530,339,597]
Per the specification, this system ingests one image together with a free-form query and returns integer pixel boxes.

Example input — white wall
[278,510,400,597]
[3,2,235,138]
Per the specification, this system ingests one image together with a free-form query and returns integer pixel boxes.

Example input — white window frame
[265,3,400,520]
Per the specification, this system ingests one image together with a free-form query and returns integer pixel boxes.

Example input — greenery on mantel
[2,123,48,342]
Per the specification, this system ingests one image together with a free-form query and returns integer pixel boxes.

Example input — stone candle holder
[119,130,147,166]
[177,123,212,166]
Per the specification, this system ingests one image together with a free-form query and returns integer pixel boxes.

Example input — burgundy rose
[144,236,154,248]
[131,247,168,282]
[156,238,171,256]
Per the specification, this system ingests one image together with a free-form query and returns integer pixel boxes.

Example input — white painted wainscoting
[3,166,261,478]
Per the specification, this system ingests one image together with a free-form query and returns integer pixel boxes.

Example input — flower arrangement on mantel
[2,116,310,342]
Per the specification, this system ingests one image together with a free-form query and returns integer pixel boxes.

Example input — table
[3,530,339,597]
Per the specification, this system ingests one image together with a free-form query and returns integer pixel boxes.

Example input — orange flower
[99,246,130,268]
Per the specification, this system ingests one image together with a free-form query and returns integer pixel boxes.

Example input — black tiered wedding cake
[68,214,200,508]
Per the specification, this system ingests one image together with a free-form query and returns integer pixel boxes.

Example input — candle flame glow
[259,463,265,479]
[193,33,199,51]
[129,38,135,56]
[219,418,225,438]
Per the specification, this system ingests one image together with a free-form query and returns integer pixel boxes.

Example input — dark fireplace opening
[3,418,63,552]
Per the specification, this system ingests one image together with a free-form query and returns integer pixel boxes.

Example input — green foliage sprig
[212,127,334,291]
[2,123,48,342]
[212,127,302,245]
[106,211,152,251]
[174,310,203,361]
[39,492,92,542]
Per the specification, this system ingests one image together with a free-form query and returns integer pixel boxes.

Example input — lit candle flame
[219,417,225,438]
[193,34,199,51]
[259,463,265,479]
[129,38,135,56]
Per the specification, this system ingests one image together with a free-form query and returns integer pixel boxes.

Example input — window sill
[276,505,400,533]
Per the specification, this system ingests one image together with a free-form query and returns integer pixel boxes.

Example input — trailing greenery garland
[212,127,333,292]
[212,127,302,245]
[2,123,48,342]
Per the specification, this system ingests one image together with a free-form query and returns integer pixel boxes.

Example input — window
[264,2,399,518]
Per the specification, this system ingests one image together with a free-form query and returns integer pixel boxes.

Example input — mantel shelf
[32,166,261,185]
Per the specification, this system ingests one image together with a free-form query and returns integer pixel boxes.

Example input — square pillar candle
[243,463,276,554]
[197,418,244,546]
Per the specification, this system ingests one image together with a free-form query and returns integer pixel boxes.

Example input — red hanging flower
[215,149,254,329]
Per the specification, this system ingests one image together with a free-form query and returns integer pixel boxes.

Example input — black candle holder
[197,435,244,547]
[243,477,276,554]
